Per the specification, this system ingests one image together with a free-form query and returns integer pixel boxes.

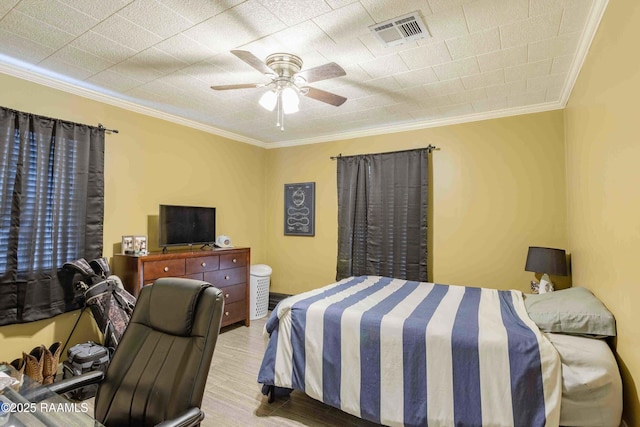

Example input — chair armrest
[47,370,105,395]
[155,407,204,427]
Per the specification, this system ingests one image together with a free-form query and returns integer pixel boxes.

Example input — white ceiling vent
[369,11,430,47]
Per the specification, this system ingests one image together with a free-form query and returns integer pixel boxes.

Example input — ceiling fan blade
[303,87,347,106]
[210,83,262,90]
[296,62,346,84]
[230,50,273,75]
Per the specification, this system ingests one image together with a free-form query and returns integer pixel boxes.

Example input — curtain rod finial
[97,123,119,134]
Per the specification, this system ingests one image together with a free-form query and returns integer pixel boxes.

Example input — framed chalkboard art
[284,182,315,236]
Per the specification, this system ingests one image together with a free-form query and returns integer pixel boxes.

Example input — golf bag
[62,258,136,351]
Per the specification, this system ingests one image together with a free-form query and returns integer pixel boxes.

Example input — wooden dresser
[113,247,250,328]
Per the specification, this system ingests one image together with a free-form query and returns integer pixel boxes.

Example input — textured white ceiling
[0,0,607,146]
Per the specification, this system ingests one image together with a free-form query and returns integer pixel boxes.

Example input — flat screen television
[158,204,216,247]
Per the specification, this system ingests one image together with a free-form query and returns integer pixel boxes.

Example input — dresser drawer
[219,283,245,304]
[184,273,204,281]
[143,259,185,281]
[185,256,219,274]
[221,300,245,326]
[113,248,250,325]
[204,266,246,287]
[220,253,247,269]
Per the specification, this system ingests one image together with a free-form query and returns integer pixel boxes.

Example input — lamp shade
[281,87,299,114]
[259,90,277,111]
[525,246,568,276]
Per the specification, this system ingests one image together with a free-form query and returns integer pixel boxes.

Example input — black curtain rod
[98,123,119,134]
[1,107,121,134]
[330,145,439,160]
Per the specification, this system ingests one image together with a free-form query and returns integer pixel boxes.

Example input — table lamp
[525,246,568,293]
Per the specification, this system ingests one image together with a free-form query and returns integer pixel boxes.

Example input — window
[0,131,83,273]
[336,149,429,282]
[0,107,105,325]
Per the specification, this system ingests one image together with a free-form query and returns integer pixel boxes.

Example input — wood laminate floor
[200,316,380,427]
[81,315,379,426]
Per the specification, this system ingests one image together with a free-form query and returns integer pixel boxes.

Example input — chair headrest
[147,278,211,336]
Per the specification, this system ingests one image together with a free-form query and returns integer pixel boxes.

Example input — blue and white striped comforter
[258,276,561,427]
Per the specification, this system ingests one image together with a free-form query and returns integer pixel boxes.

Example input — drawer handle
[225,275,230,280]
[225,293,230,298]
[163,266,169,272]
[201,262,206,267]
[225,311,229,316]
[232,258,237,263]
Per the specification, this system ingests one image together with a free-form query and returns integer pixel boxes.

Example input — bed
[546,333,622,427]
[257,276,622,427]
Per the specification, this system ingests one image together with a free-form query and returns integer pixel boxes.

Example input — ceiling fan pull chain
[278,91,286,131]
[276,92,281,129]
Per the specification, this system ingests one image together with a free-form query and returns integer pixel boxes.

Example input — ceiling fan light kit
[280,87,300,114]
[211,50,347,131]
[259,90,277,111]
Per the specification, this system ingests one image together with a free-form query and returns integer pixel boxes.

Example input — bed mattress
[547,333,622,427]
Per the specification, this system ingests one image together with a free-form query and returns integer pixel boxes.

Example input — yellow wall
[2,8,636,419]
[265,110,568,295]
[0,311,100,364]
[0,73,268,361]
[564,0,640,423]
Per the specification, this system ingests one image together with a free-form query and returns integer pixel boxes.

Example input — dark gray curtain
[337,149,428,281]
[0,106,105,326]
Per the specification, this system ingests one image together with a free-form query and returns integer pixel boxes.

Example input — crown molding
[0,59,566,150]
[266,101,564,148]
[559,0,609,107]
[0,60,267,148]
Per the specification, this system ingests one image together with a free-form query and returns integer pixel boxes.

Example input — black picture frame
[284,182,315,236]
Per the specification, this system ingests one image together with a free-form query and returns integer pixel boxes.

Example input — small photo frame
[122,235,134,255]
[133,235,147,255]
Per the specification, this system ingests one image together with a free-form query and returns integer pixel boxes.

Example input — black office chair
[50,278,224,427]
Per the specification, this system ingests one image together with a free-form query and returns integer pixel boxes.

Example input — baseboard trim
[268,292,291,311]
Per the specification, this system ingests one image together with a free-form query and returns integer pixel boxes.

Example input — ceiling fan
[211,50,347,130]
